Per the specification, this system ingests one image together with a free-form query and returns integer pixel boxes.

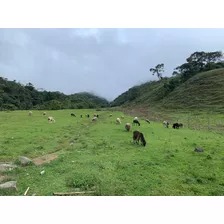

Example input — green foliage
[173,51,224,82]
[44,100,63,110]
[163,77,181,92]
[127,86,141,101]
[110,85,141,107]
[149,63,165,80]
[0,77,109,110]
[1,103,17,111]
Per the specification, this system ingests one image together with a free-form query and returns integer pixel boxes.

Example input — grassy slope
[113,68,224,111]
[0,110,93,161]
[1,110,224,196]
[114,80,165,108]
[163,68,224,110]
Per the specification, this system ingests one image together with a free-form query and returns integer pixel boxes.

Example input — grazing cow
[133,119,140,126]
[94,113,97,117]
[163,121,169,128]
[48,116,55,123]
[133,131,146,147]
[145,119,150,124]
[116,118,121,124]
[125,123,131,132]
[43,112,46,116]
[172,123,180,129]
[28,111,32,116]
[71,113,76,117]
[133,117,140,125]
[92,117,97,122]
[121,115,125,119]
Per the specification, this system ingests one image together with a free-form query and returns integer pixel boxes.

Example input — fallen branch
[24,187,30,196]
[53,191,95,196]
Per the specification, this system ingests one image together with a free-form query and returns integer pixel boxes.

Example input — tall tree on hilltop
[172,51,224,80]
[186,51,206,71]
[149,63,164,80]
[186,51,223,71]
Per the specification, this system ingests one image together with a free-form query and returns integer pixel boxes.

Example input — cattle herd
[28,110,183,148]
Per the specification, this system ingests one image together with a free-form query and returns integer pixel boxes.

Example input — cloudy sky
[0,28,224,101]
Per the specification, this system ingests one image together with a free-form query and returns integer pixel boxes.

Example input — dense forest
[0,78,109,110]
[110,51,224,109]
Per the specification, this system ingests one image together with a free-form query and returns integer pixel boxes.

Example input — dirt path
[0,175,14,182]
[32,153,58,166]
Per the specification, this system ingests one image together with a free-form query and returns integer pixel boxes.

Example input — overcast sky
[0,28,224,101]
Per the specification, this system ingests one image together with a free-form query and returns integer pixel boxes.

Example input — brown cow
[133,131,146,146]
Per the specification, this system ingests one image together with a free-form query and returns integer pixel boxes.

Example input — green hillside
[163,69,224,110]
[111,68,224,112]
[110,79,165,107]
[111,51,224,112]
[0,77,109,110]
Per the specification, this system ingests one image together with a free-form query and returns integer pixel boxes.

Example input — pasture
[0,109,224,196]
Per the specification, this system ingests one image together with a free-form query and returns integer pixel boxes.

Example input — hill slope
[111,68,224,111]
[0,77,109,110]
[163,69,224,110]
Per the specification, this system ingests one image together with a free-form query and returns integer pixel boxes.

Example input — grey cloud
[0,28,224,101]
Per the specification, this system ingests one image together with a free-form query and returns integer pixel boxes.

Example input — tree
[149,63,164,80]
[172,51,224,82]
[186,51,206,71]
[25,82,35,91]
[204,51,223,70]
[173,63,196,81]
[186,51,223,71]
[163,78,180,92]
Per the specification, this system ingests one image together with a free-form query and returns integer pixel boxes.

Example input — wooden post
[24,187,30,196]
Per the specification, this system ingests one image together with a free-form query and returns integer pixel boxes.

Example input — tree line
[0,78,109,110]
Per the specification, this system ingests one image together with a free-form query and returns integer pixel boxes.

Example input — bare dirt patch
[0,175,13,182]
[122,106,165,121]
[33,153,58,166]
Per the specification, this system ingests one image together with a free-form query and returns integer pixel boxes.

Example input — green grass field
[0,109,224,196]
